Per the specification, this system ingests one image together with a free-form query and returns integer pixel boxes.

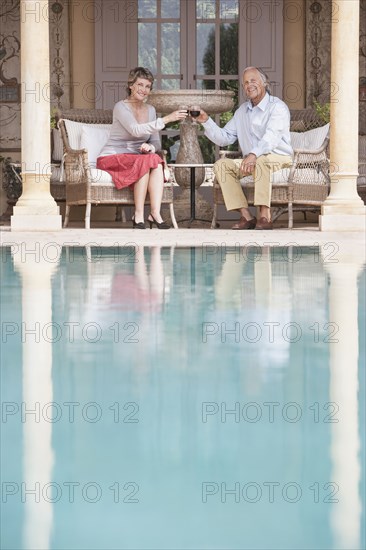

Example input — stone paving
[1,224,365,263]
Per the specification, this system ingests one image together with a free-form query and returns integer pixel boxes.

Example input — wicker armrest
[288,150,330,185]
[156,149,168,160]
[63,149,91,186]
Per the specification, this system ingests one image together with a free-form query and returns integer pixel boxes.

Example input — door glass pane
[220,78,238,99]
[196,79,216,90]
[220,0,239,19]
[220,23,238,74]
[196,23,215,75]
[138,23,157,73]
[161,0,180,18]
[161,23,180,74]
[196,0,216,19]
[221,79,238,119]
[161,79,180,90]
[138,0,156,17]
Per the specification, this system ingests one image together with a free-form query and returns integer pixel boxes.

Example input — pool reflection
[1,245,364,550]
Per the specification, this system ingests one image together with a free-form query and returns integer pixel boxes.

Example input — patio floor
[1,223,365,261]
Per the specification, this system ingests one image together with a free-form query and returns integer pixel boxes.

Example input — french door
[137,0,239,160]
[95,0,283,160]
[138,0,239,92]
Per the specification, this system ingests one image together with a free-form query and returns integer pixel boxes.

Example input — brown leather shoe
[232,216,257,230]
[255,217,273,230]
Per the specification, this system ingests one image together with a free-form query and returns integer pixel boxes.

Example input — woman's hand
[163,109,188,125]
[140,143,154,153]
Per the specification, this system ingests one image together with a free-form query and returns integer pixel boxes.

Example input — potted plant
[313,100,330,123]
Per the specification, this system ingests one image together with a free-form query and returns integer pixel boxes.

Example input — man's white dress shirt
[202,93,293,158]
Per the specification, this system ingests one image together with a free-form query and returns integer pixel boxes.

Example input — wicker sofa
[55,108,178,229]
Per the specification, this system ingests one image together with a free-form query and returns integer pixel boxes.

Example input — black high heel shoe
[148,214,171,229]
[132,216,146,229]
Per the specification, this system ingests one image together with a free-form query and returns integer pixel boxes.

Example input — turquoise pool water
[1,245,365,550]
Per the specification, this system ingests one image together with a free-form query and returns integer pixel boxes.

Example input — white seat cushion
[270,168,291,183]
[240,175,254,185]
[240,170,290,186]
[89,168,115,186]
[240,167,327,186]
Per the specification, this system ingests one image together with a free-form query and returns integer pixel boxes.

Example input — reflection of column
[319,0,365,231]
[13,248,61,550]
[254,247,272,308]
[11,0,62,231]
[324,253,362,549]
[215,253,246,310]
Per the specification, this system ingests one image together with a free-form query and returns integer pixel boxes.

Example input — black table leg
[179,165,211,226]
[190,166,195,222]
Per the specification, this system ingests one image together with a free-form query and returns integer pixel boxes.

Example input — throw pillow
[63,119,111,151]
[80,124,111,164]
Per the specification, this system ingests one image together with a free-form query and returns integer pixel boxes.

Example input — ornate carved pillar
[319,0,365,231]
[11,0,62,231]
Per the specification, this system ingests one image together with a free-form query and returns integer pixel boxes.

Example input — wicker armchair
[57,108,178,229]
[211,109,331,229]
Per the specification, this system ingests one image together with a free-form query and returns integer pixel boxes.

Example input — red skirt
[96,153,164,190]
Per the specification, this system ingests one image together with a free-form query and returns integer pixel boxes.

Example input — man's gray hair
[243,66,272,94]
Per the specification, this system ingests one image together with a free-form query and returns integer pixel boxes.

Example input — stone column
[11,0,62,231]
[319,0,365,231]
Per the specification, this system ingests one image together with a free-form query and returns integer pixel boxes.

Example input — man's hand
[240,153,257,176]
[196,109,209,124]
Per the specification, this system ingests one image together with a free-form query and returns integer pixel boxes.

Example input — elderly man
[197,67,293,230]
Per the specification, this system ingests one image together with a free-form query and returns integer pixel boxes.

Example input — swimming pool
[1,245,365,549]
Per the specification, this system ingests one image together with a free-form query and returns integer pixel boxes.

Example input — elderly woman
[97,67,187,228]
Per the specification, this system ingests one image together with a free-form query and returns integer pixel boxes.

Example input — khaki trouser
[213,153,293,210]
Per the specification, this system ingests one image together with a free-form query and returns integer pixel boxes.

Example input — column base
[10,172,63,231]
[319,210,366,232]
[11,214,62,231]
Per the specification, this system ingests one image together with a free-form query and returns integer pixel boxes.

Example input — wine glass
[189,105,201,120]
[178,105,189,117]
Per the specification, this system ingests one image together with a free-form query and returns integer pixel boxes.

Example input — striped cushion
[290,124,329,150]
[64,119,111,150]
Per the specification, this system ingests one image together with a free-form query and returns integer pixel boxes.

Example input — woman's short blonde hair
[127,67,154,96]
